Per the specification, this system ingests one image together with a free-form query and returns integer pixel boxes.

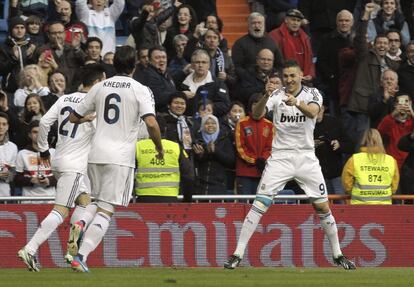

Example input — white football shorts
[257,151,328,203]
[88,163,134,207]
[53,171,90,208]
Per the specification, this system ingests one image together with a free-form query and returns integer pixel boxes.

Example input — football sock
[234,207,264,258]
[78,212,111,261]
[80,203,98,228]
[70,205,85,225]
[319,212,342,258]
[25,210,64,255]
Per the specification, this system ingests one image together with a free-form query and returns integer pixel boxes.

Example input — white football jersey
[0,141,18,196]
[266,86,322,151]
[75,76,155,167]
[38,92,95,174]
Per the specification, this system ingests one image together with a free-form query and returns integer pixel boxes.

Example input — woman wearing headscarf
[193,114,235,194]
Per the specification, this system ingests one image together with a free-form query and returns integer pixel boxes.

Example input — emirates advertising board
[1,204,413,268]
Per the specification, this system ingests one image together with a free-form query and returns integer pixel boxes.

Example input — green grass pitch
[1,267,413,287]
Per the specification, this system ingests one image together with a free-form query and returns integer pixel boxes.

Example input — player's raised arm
[252,93,270,120]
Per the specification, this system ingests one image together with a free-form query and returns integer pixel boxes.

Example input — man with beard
[231,12,283,79]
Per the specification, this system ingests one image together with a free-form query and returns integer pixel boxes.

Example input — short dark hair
[205,14,224,32]
[46,20,65,32]
[386,29,401,39]
[230,100,245,111]
[374,34,389,44]
[0,111,9,124]
[28,120,40,131]
[149,45,167,59]
[86,37,103,50]
[169,91,187,105]
[283,59,302,70]
[114,45,136,74]
[248,93,262,112]
[48,70,67,86]
[81,63,106,87]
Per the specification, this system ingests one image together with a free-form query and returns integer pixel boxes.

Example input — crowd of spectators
[1,0,414,204]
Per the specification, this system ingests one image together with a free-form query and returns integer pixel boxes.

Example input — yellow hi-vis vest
[135,139,180,197]
[351,152,395,205]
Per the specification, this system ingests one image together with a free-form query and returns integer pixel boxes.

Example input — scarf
[215,47,225,73]
[168,110,192,149]
[277,23,314,77]
[201,115,219,144]
[9,36,30,70]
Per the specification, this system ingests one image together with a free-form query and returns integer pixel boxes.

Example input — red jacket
[377,114,414,170]
[235,116,274,177]
[268,23,315,78]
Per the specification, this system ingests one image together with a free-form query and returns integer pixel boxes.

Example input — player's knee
[75,193,91,207]
[253,195,273,213]
[96,201,115,217]
[53,205,70,218]
[312,201,330,214]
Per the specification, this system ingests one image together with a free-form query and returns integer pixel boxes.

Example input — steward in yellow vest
[342,144,400,205]
[135,139,194,203]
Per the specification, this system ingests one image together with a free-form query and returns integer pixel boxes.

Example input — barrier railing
[1,194,414,204]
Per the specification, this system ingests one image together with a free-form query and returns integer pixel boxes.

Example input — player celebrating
[69,46,163,272]
[17,64,106,272]
[224,60,356,270]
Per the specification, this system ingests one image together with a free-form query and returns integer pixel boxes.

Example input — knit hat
[8,16,26,33]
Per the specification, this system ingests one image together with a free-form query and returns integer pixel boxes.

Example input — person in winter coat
[193,114,235,194]
[0,16,37,93]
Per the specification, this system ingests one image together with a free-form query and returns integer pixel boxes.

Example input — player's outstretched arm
[252,93,270,120]
[144,115,164,159]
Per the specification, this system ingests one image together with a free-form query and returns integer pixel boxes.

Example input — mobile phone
[398,98,408,105]
[152,1,160,9]
[44,49,52,60]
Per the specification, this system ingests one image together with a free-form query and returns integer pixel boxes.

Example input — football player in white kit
[224,60,356,270]
[17,64,107,272]
[69,46,163,272]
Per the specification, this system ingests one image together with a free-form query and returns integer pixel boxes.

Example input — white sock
[319,212,342,258]
[78,212,111,261]
[25,210,64,255]
[234,207,264,258]
[81,203,98,228]
[70,205,86,225]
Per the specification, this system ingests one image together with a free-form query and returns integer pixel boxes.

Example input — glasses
[193,61,209,65]
[258,58,273,62]
[49,31,65,35]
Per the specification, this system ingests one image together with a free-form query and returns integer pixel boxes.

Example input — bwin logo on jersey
[280,113,306,123]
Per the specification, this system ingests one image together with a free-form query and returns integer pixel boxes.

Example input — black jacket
[194,130,235,194]
[367,88,396,128]
[398,61,414,99]
[0,37,38,93]
[135,65,177,113]
[231,34,284,79]
[314,114,355,179]
[180,79,231,118]
[234,66,278,108]
[398,134,414,195]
